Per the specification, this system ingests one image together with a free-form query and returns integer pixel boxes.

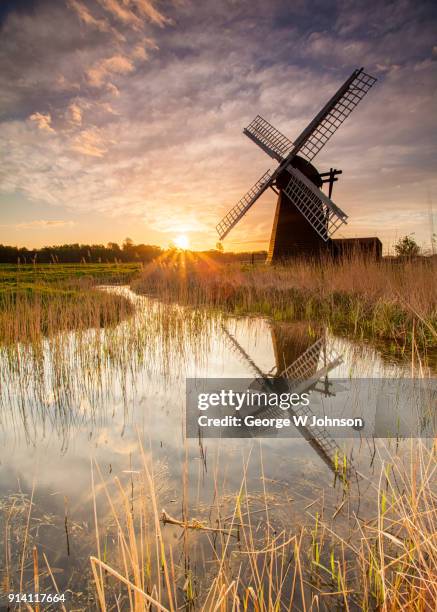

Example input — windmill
[221,323,356,479]
[216,68,377,261]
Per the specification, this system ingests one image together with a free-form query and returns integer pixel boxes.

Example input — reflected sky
[0,287,423,485]
[0,287,433,599]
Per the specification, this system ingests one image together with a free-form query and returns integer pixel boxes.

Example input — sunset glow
[174,234,189,250]
[0,1,436,253]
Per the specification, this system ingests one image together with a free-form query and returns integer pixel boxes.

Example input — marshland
[0,257,436,610]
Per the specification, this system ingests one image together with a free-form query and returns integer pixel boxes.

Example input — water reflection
[0,286,433,462]
[221,324,434,435]
[221,323,354,477]
[0,286,434,600]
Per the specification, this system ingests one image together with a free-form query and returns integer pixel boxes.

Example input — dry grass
[0,263,139,345]
[84,439,436,611]
[132,253,437,356]
[3,440,436,610]
[0,281,134,346]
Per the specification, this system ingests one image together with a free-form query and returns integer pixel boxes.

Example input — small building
[330,237,382,259]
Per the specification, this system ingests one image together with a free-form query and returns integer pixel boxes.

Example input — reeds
[0,267,136,346]
[85,438,436,610]
[132,253,437,356]
[0,286,220,451]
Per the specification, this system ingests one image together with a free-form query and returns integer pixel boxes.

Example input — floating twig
[161,510,237,538]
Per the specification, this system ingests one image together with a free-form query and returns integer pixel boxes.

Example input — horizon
[1,0,436,252]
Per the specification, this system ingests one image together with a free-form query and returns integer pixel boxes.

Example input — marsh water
[0,286,435,606]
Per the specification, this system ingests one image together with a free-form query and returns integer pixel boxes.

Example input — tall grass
[85,439,436,610]
[132,254,437,356]
[0,280,134,346]
[0,263,140,345]
[3,440,435,610]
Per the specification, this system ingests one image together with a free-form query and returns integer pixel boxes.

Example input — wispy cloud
[68,0,125,41]
[71,127,109,157]
[130,0,171,27]
[95,0,170,29]
[96,0,142,29]
[86,54,135,87]
[67,102,83,125]
[5,220,76,230]
[28,112,55,133]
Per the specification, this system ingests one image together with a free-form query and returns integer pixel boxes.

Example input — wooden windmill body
[216,68,378,261]
[267,156,329,261]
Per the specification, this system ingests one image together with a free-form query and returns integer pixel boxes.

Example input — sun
[174,234,189,250]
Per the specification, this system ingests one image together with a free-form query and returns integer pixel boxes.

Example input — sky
[0,0,436,253]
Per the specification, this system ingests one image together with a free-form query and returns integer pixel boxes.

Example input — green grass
[0,263,139,344]
[0,262,141,292]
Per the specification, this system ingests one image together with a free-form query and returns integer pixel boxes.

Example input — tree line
[0,239,162,264]
[0,238,268,264]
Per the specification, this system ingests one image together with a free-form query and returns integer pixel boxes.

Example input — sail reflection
[219,320,436,477]
[222,322,356,478]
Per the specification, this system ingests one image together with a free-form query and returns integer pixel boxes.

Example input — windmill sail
[271,336,352,476]
[220,324,353,477]
[280,338,338,382]
[283,166,348,241]
[290,68,377,163]
[243,115,294,162]
[221,325,273,382]
[215,67,376,254]
[216,169,273,239]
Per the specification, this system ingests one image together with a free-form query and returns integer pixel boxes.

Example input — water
[0,287,434,607]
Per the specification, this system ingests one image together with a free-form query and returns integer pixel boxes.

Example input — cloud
[106,82,120,96]
[86,54,135,87]
[104,55,135,73]
[143,211,210,234]
[96,0,142,29]
[132,43,148,60]
[14,220,75,229]
[305,31,368,64]
[130,0,170,27]
[68,0,125,41]
[67,102,83,125]
[71,128,108,157]
[28,112,55,133]
[99,101,118,115]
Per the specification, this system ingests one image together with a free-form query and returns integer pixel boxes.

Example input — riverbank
[0,263,139,344]
[132,254,437,358]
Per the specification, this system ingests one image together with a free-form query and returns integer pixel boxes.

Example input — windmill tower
[216,68,377,261]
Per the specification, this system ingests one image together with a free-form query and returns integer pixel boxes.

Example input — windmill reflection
[222,322,355,479]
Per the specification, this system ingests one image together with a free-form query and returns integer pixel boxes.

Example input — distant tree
[107,242,120,251]
[394,234,420,257]
[122,237,134,250]
[216,242,224,253]
[0,241,162,264]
